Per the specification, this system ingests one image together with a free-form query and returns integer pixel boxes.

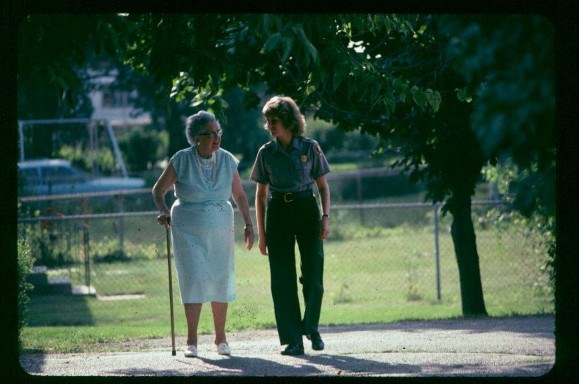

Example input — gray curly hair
[185,111,220,146]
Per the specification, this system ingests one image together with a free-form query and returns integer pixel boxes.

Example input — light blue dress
[170,147,239,303]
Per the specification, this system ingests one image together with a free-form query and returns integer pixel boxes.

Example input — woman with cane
[153,111,254,358]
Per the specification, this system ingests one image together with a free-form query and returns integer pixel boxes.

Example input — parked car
[18,159,146,197]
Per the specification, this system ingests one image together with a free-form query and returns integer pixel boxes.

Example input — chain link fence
[18,185,554,330]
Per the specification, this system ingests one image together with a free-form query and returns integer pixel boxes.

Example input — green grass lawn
[20,221,554,354]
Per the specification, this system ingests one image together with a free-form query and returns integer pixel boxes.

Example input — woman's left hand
[320,217,330,239]
[244,225,255,250]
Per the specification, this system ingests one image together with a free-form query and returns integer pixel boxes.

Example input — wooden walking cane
[165,222,176,356]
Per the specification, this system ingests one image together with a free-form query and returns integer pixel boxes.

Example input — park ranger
[250,95,331,356]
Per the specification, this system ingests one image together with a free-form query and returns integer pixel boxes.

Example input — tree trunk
[449,191,488,316]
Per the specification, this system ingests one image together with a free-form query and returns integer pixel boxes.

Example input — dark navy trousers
[266,195,325,346]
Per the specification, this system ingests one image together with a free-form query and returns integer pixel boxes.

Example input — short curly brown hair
[262,96,306,136]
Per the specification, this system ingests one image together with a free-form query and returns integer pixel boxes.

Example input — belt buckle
[283,192,294,203]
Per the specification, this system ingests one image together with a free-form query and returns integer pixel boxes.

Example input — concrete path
[18,315,555,378]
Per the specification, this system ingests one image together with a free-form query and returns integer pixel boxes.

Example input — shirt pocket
[267,163,292,187]
[294,158,313,184]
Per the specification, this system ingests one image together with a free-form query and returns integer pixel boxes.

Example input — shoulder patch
[314,144,324,157]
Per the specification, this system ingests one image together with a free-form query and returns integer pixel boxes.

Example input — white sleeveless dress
[169,146,239,303]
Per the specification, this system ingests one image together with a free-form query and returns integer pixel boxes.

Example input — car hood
[89,177,145,189]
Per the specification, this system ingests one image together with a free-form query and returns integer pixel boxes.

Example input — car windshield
[42,166,87,184]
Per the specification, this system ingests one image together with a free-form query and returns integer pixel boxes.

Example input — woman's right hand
[157,211,171,227]
[258,236,268,256]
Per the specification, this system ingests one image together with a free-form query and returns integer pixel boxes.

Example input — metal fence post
[433,203,441,301]
[116,195,125,253]
[18,121,25,162]
[357,173,365,225]
[83,222,91,293]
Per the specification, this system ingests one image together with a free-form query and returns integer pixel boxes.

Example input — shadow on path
[106,353,553,377]
[108,354,420,376]
[321,315,555,340]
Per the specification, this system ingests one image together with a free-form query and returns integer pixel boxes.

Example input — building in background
[86,67,152,125]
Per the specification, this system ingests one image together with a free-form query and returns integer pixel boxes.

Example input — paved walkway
[18,315,555,378]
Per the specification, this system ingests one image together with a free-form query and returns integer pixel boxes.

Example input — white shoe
[217,342,231,355]
[184,345,198,357]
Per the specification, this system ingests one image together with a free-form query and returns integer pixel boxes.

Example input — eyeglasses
[197,129,223,138]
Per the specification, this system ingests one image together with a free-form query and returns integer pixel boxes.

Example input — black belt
[271,189,314,203]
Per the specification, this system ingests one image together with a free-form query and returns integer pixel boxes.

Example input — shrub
[118,129,165,172]
[18,232,35,348]
[22,210,76,268]
[58,144,117,176]
[478,207,555,301]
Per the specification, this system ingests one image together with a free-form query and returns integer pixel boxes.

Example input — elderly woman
[152,111,254,358]
[250,96,331,356]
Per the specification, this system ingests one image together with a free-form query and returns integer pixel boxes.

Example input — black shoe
[307,332,325,351]
[281,344,304,356]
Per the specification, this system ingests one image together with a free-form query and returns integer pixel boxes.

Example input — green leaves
[455,87,473,103]
[382,87,396,114]
[424,89,441,112]
[409,85,441,112]
[411,85,427,111]
[293,25,319,66]
[263,32,282,53]
[262,22,319,67]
